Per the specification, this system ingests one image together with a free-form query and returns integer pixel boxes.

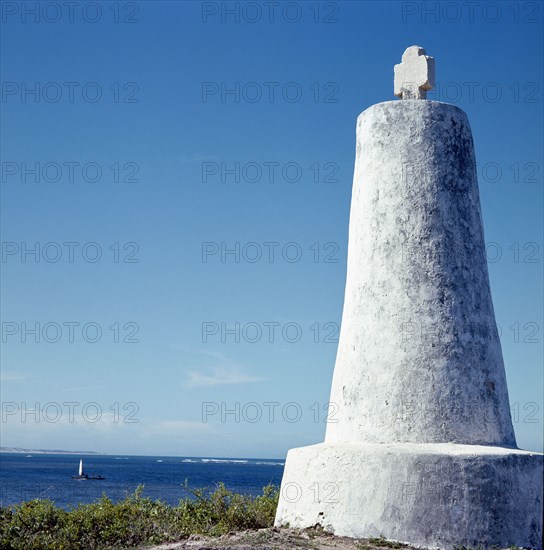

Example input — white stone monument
[275,46,543,549]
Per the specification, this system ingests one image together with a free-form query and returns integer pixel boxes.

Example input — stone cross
[394,45,435,99]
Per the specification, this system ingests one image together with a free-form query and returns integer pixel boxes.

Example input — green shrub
[0,483,279,550]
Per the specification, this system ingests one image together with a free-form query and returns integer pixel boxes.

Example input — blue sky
[1,1,542,457]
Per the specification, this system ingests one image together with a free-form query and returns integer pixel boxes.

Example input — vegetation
[3,488,526,550]
[357,537,407,550]
[0,483,279,550]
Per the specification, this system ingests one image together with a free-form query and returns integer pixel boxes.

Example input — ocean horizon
[0,451,285,509]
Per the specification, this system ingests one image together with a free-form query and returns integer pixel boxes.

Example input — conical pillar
[326,100,515,448]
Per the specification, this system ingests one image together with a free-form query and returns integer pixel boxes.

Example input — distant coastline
[0,447,98,455]
[0,448,285,460]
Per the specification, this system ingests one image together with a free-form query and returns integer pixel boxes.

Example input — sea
[0,453,285,509]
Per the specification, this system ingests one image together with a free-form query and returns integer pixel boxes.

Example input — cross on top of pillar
[394,46,435,100]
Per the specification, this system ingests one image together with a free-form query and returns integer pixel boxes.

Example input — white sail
[78,459,83,476]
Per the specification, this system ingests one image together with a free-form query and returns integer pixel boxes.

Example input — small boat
[72,459,105,480]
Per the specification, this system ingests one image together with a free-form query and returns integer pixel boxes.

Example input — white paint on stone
[275,48,543,549]
[394,46,435,99]
[276,442,543,548]
[326,100,515,447]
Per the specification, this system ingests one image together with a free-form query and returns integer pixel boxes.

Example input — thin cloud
[176,349,265,388]
[150,420,213,435]
[0,372,31,382]
[61,385,105,392]
[184,365,264,388]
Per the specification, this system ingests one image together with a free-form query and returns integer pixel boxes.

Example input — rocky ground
[141,526,419,550]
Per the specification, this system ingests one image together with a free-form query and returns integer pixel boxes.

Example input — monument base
[274,442,543,549]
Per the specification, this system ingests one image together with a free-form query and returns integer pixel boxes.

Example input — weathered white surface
[326,100,516,447]
[394,46,435,99]
[275,98,544,548]
[275,442,543,549]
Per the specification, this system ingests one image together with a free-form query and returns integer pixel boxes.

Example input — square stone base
[274,442,543,549]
